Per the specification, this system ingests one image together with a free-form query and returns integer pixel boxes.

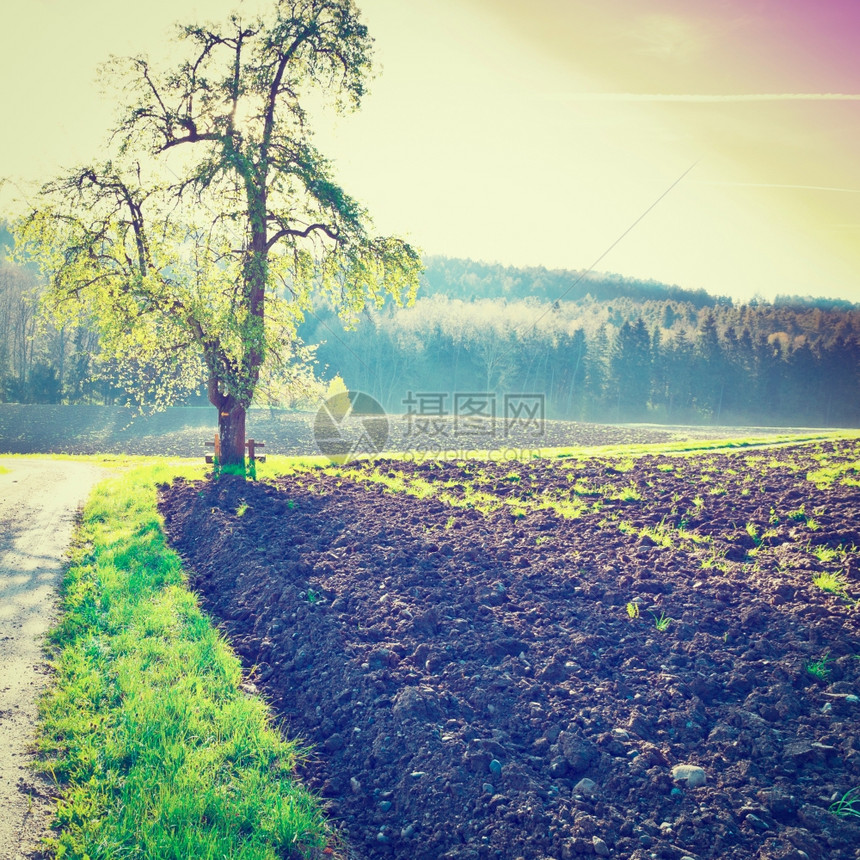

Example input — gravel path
[0,459,107,860]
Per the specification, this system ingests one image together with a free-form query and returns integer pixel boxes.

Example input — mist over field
[2,221,859,429]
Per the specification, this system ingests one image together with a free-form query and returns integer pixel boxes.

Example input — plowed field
[160,437,860,860]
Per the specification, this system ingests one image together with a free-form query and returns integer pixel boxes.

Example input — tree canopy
[16,0,421,466]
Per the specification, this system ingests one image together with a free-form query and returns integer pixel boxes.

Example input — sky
[1,0,859,303]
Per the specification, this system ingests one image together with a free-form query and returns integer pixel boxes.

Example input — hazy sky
[2,0,859,302]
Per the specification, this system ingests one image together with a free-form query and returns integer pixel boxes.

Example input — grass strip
[38,462,330,860]
[543,430,860,461]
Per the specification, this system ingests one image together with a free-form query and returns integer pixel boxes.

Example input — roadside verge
[35,462,331,859]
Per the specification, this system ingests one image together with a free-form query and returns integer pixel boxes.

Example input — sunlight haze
[2,0,858,302]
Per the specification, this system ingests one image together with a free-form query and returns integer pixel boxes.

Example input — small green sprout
[611,483,642,502]
[236,501,249,517]
[651,611,672,632]
[811,545,839,563]
[701,550,728,572]
[813,571,847,595]
[829,787,860,818]
[626,602,640,620]
[806,654,831,679]
[745,522,761,546]
[787,505,807,522]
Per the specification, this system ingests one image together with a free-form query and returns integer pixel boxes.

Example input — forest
[0,234,109,405]
[303,257,860,427]
[2,231,858,427]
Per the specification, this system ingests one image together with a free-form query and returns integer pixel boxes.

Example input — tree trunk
[218,398,247,469]
[208,373,247,472]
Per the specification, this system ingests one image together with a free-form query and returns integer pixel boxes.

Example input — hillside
[302,256,860,427]
[420,256,722,308]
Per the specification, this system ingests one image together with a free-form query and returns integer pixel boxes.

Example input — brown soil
[159,439,860,860]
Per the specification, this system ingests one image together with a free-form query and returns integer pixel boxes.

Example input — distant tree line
[302,258,860,427]
[0,257,116,404]
[2,243,858,427]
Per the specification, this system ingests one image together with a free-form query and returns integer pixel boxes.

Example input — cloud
[549,93,860,102]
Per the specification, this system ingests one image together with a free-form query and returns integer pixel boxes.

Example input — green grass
[637,520,679,549]
[543,431,857,462]
[830,787,860,819]
[807,455,860,489]
[812,570,848,596]
[607,482,642,502]
[39,462,329,860]
[745,522,761,546]
[252,431,859,471]
[700,549,729,572]
[810,544,841,564]
[806,654,831,680]
[651,611,673,632]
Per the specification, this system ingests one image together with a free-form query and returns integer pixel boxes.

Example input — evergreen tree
[610,317,651,419]
[583,326,610,419]
[695,312,726,419]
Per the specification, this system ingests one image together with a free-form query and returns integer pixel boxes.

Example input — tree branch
[262,23,314,160]
[160,131,222,151]
[266,221,340,251]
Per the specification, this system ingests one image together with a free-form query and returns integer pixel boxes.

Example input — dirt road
[0,459,107,860]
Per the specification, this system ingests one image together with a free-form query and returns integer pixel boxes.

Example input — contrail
[550,92,860,102]
[497,160,699,351]
[699,181,860,194]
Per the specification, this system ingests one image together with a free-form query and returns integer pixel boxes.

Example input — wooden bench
[205,435,266,464]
